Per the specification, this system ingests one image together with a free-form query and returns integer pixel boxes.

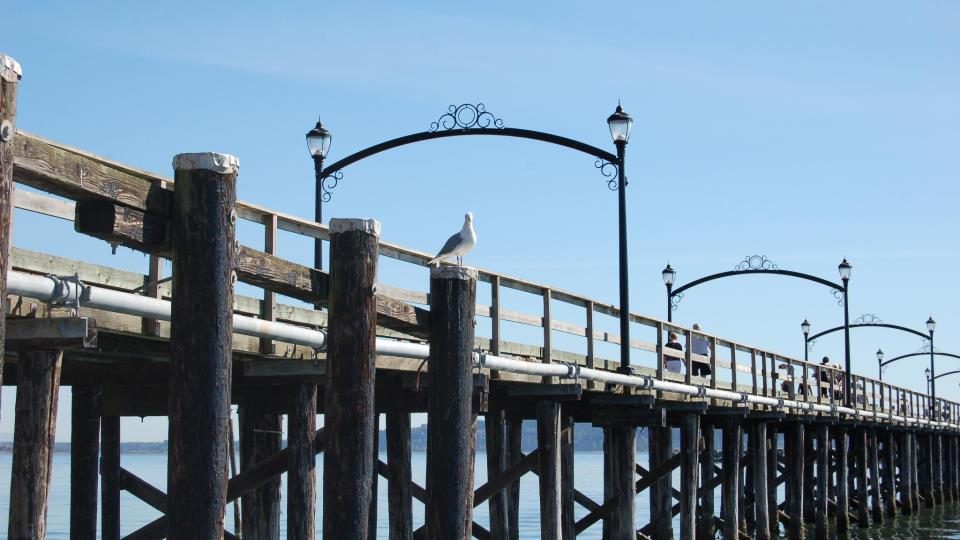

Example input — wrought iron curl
[806,338,817,353]
[670,292,684,312]
[595,159,619,190]
[430,103,504,132]
[854,313,883,325]
[832,288,845,307]
[734,255,778,272]
[319,170,343,203]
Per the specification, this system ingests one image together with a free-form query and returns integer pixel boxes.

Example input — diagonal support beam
[122,428,326,540]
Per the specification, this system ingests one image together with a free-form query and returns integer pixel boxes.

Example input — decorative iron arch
[669,255,844,310]
[317,103,620,202]
[881,351,960,369]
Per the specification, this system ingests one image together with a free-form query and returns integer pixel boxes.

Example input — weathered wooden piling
[803,433,815,524]
[766,425,779,539]
[868,429,883,524]
[814,423,828,540]
[610,424,637,539]
[934,434,944,504]
[649,424,674,539]
[699,422,716,540]
[289,383,318,539]
[721,422,741,540]
[323,218,381,539]
[167,152,238,539]
[854,428,869,527]
[881,430,896,518]
[786,422,805,540]
[834,429,850,533]
[0,53,21,415]
[425,265,478,539]
[752,422,770,540]
[680,414,701,539]
[8,349,62,539]
[70,385,101,539]
[101,416,121,540]
[921,434,934,508]
[387,412,414,540]
[485,410,510,539]
[560,415,575,540]
[507,417,523,540]
[899,431,913,515]
[239,405,282,540]
[536,401,562,538]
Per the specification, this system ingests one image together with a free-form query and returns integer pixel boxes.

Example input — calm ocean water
[1,451,959,538]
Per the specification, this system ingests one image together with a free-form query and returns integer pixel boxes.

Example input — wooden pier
[2,53,960,540]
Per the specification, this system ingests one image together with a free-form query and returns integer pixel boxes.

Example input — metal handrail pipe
[6,271,328,350]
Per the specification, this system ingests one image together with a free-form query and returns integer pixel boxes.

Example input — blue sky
[2,1,959,441]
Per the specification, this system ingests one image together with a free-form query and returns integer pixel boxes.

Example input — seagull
[428,212,477,267]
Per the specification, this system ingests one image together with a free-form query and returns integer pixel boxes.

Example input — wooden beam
[5,316,97,350]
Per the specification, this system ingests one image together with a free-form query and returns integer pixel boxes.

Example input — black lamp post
[662,264,676,323]
[928,316,937,414]
[607,105,634,374]
[838,258,852,405]
[876,348,884,381]
[926,367,932,397]
[306,119,332,271]
[801,319,811,363]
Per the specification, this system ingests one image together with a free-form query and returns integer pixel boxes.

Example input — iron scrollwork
[832,288,845,307]
[806,338,817,353]
[854,313,882,325]
[595,159,620,190]
[319,170,343,203]
[734,255,778,272]
[670,291,684,312]
[430,103,504,132]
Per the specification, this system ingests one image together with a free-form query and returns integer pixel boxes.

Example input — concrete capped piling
[425,265,478,539]
[167,152,238,539]
[323,218,381,540]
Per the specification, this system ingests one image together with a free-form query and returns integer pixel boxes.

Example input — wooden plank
[13,186,75,220]
[13,130,172,214]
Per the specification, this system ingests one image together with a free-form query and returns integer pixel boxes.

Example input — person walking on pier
[665,331,683,373]
[691,323,712,377]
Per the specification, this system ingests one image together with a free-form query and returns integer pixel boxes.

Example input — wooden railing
[10,129,957,426]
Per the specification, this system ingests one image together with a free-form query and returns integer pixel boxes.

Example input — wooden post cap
[430,266,477,281]
[172,152,240,174]
[329,218,381,237]
[0,54,22,82]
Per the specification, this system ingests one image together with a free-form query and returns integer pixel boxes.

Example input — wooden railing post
[167,152,238,539]
[8,349,62,539]
[323,218,381,540]
[241,212,282,540]
[71,385,101,539]
[425,266,478,539]
[0,53,22,414]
